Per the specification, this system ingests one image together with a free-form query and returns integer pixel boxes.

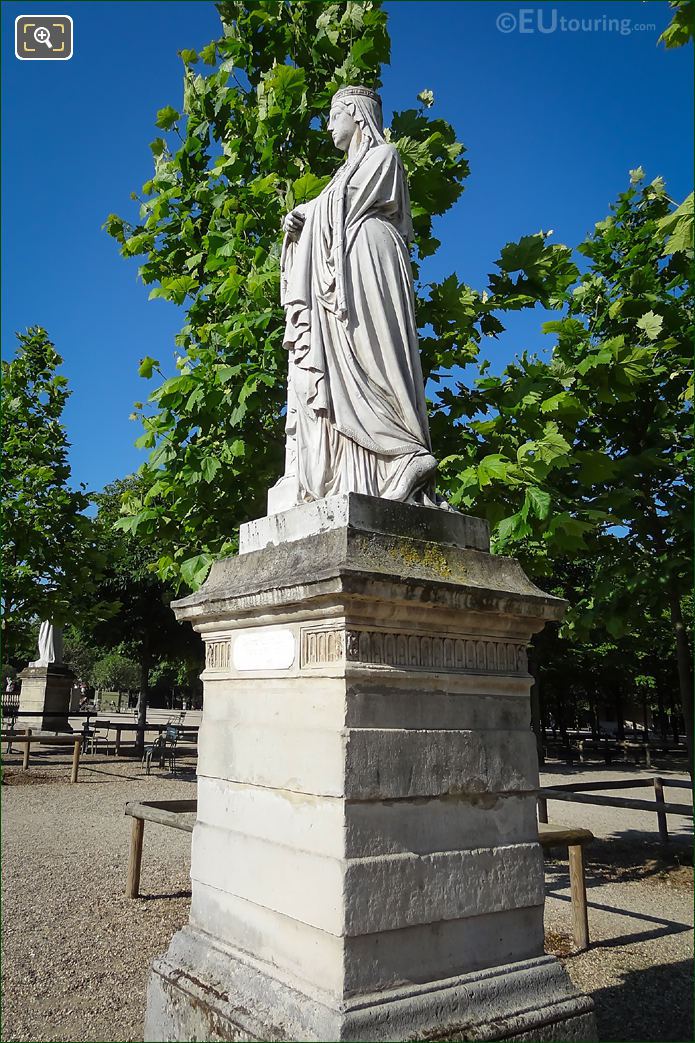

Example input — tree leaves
[148,275,198,305]
[180,552,214,590]
[155,106,179,130]
[656,192,693,255]
[138,356,159,379]
[435,168,693,698]
[1,328,105,661]
[636,310,663,340]
[524,486,551,521]
[658,0,694,48]
[292,172,331,203]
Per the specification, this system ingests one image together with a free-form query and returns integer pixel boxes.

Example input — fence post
[71,737,81,784]
[654,776,668,843]
[568,843,590,952]
[22,729,32,770]
[126,816,145,898]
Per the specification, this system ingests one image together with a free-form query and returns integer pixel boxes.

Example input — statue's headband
[332,85,382,108]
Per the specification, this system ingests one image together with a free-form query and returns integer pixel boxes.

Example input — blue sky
[3,0,691,495]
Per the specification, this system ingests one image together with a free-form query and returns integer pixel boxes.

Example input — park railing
[2,690,21,717]
[544,737,687,768]
[537,776,693,843]
[1,729,83,782]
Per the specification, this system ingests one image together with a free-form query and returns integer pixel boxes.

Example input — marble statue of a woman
[268,85,438,513]
[29,620,63,667]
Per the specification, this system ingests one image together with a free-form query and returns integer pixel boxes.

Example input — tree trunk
[136,654,150,755]
[657,687,667,741]
[669,690,680,745]
[615,692,625,740]
[667,583,693,777]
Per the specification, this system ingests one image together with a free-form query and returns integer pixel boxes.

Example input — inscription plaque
[232,629,295,671]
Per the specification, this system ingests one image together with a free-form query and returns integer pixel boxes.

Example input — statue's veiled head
[329,85,385,153]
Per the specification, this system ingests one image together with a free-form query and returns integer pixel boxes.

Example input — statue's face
[328,102,358,151]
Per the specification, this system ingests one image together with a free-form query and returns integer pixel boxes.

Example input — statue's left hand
[283,207,306,238]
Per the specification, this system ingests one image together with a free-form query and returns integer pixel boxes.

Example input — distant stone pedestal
[17,664,75,732]
[145,494,596,1042]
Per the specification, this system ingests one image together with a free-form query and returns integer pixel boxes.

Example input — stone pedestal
[17,664,75,732]
[145,494,595,1042]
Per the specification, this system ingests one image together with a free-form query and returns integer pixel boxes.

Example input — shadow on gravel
[138,889,192,901]
[546,833,693,888]
[78,764,198,783]
[589,958,694,1043]
[541,759,689,777]
[546,884,691,948]
[79,764,146,782]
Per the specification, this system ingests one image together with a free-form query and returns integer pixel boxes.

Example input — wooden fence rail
[124,799,197,898]
[1,732,82,783]
[537,777,692,843]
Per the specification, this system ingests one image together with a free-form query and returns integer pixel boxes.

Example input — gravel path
[1,752,692,1042]
[1,756,194,1043]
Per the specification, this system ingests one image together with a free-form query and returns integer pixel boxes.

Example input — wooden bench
[538,822,594,952]
[124,799,197,898]
[1,730,82,783]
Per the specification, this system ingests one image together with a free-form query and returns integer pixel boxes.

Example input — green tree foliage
[439,172,693,766]
[150,655,203,707]
[658,0,694,48]
[83,476,202,746]
[90,651,140,693]
[1,328,106,663]
[107,0,572,590]
[439,173,692,566]
[62,630,103,684]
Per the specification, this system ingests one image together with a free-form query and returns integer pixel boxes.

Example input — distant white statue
[269,85,440,511]
[30,621,63,667]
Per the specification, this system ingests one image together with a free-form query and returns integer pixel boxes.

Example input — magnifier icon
[34,26,53,48]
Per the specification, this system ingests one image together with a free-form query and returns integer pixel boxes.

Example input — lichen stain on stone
[384,539,460,580]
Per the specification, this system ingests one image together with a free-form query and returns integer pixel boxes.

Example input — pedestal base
[146,928,595,1042]
[147,494,595,1042]
[17,665,74,732]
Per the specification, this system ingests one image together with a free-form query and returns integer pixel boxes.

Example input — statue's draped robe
[281,143,434,502]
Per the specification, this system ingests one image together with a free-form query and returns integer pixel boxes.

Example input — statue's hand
[283,207,306,238]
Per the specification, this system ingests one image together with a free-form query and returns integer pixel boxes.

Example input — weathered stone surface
[197,721,538,799]
[17,664,74,732]
[195,778,538,857]
[200,676,532,731]
[146,931,595,1041]
[146,497,594,1041]
[186,884,547,997]
[190,823,544,935]
[174,496,566,630]
[240,493,489,555]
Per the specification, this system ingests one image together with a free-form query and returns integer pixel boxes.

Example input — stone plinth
[145,494,595,1042]
[17,664,75,732]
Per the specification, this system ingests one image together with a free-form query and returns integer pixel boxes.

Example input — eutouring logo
[496,9,656,36]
